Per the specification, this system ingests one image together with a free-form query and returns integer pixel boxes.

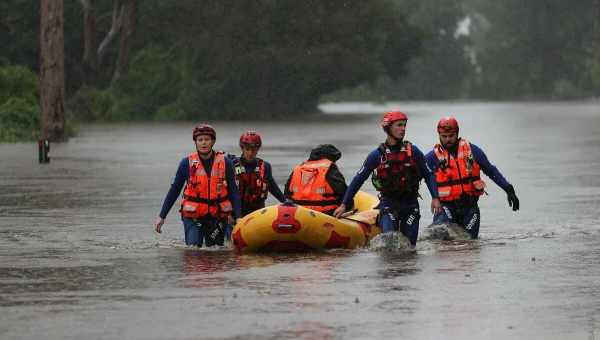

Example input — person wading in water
[333,111,442,247]
[154,124,241,247]
[230,131,285,218]
[424,116,519,239]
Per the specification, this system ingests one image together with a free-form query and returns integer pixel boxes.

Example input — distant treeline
[1,0,600,141]
[326,0,600,101]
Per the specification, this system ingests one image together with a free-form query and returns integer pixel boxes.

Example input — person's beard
[442,140,457,151]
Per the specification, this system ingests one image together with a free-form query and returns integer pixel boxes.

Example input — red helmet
[192,124,216,140]
[381,111,408,131]
[437,117,459,134]
[239,131,262,148]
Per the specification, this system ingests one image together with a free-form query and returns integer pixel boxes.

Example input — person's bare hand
[154,217,165,233]
[333,204,347,218]
[431,198,442,215]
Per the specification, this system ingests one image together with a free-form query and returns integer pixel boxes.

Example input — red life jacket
[371,141,420,195]
[434,139,486,202]
[233,157,268,206]
[288,159,340,213]
[180,151,232,219]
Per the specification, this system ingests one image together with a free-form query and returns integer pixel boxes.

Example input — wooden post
[40,0,66,143]
[38,139,50,163]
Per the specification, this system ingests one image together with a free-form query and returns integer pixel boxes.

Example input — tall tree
[391,0,473,99]
[111,0,136,84]
[40,0,66,141]
[79,0,98,81]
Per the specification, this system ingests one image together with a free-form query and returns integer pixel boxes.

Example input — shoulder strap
[256,158,265,175]
[403,140,413,158]
[377,143,388,162]
[433,144,445,160]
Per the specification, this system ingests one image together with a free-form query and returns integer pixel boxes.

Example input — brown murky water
[1,101,599,339]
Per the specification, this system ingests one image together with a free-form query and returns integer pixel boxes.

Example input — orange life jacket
[371,141,420,195]
[233,157,268,206]
[288,159,340,213]
[434,139,486,202]
[181,151,232,219]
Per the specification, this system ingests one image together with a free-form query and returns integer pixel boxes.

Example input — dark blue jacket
[159,153,241,219]
[424,142,511,193]
[342,142,438,207]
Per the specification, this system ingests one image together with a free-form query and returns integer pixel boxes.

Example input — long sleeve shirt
[342,143,438,207]
[424,142,511,191]
[159,154,241,219]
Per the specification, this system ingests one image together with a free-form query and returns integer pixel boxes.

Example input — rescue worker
[230,131,285,217]
[284,144,349,215]
[425,116,520,239]
[333,111,442,247]
[154,124,241,247]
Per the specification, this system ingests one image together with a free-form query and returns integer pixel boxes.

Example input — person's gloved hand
[505,184,519,211]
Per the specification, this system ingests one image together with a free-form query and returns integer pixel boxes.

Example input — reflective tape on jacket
[181,151,232,219]
[434,139,485,201]
[288,159,340,213]
[234,158,268,206]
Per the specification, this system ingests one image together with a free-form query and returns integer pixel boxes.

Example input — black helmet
[309,144,341,162]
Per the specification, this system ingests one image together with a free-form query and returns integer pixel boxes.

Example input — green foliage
[0,64,38,103]
[590,38,600,95]
[0,97,39,142]
[466,0,598,99]
[391,0,474,99]
[5,0,599,125]
[63,0,423,120]
[0,1,39,71]
[0,65,39,142]
[67,85,113,121]
[110,46,186,120]
[150,0,421,118]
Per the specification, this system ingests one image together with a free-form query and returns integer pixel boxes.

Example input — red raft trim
[324,230,351,249]
[232,228,247,251]
[271,205,301,234]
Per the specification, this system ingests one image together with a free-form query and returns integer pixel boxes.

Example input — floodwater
[1,101,599,339]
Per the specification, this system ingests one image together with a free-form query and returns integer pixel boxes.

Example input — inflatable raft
[232,191,381,252]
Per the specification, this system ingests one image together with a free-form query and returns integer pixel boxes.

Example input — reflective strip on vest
[235,158,268,205]
[181,151,232,218]
[288,159,339,213]
[434,139,485,202]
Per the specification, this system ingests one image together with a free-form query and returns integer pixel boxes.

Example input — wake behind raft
[232,191,381,252]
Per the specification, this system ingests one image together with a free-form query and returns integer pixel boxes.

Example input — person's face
[195,135,215,154]
[241,145,258,160]
[388,120,406,140]
[439,132,458,149]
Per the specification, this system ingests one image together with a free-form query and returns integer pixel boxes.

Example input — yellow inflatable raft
[232,191,381,252]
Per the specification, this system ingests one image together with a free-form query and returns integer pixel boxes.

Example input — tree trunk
[594,0,600,49]
[80,0,98,83]
[97,0,123,67]
[112,0,136,84]
[40,0,66,142]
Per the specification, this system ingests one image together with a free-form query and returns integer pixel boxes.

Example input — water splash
[369,232,413,252]
[420,223,471,241]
